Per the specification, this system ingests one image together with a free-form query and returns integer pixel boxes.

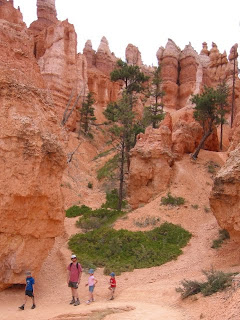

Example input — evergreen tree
[144,66,165,128]
[103,60,149,210]
[191,85,229,159]
[79,92,96,134]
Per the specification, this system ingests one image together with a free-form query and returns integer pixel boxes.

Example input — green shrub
[101,189,127,210]
[76,208,125,231]
[206,161,220,175]
[161,193,185,206]
[87,182,93,189]
[211,229,230,249]
[201,269,233,296]
[204,206,210,213]
[176,279,202,299]
[69,222,191,275]
[176,268,234,299]
[191,204,199,210]
[97,155,118,180]
[133,216,160,228]
[65,205,92,218]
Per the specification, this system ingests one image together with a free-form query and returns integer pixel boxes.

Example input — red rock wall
[0,3,66,289]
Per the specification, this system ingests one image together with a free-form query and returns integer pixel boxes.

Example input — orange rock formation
[0,0,66,289]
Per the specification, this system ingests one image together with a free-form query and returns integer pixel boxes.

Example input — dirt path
[1,151,240,320]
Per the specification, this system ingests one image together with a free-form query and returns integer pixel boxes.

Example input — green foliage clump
[176,268,234,299]
[87,182,93,189]
[211,229,230,249]
[206,161,220,175]
[191,204,199,210]
[134,216,160,228]
[69,222,191,275]
[97,155,119,180]
[76,208,125,231]
[161,193,185,206]
[66,205,92,218]
[101,189,127,210]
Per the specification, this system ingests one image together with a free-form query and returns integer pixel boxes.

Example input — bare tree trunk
[62,89,84,126]
[231,46,236,128]
[220,120,223,150]
[117,138,125,211]
[67,141,82,163]
[191,129,213,160]
[61,89,74,126]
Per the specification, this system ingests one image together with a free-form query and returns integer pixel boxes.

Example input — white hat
[71,254,77,259]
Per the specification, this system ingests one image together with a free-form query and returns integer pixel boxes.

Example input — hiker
[19,271,36,310]
[108,272,116,300]
[67,254,82,306]
[85,268,98,304]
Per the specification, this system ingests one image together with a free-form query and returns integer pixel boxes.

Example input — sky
[14,0,240,66]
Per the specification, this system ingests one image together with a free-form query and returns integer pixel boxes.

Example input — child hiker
[108,272,116,300]
[85,268,97,304]
[19,271,36,310]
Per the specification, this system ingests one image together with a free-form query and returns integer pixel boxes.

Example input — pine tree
[191,85,229,159]
[144,66,165,128]
[79,92,96,134]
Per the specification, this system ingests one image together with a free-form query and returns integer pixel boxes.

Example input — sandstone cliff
[210,144,240,241]
[0,1,66,289]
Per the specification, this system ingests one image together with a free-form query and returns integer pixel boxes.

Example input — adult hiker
[67,254,82,306]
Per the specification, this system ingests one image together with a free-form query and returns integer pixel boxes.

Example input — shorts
[89,285,95,292]
[25,290,34,297]
[110,286,116,292]
[68,281,78,289]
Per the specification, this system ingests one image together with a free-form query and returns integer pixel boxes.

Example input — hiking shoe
[73,300,80,306]
[86,300,91,304]
[31,304,36,309]
[19,305,24,310]
[69,299,75,305]
[110,297,114,300]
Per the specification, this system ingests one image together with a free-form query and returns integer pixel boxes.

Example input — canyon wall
[0,1,66,289]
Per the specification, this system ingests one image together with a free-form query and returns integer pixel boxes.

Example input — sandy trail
[1,151,240,320]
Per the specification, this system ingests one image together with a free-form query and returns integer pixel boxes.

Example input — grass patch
[76,208,125,231]
[97,155,118,180]
[211,229,230,249]
[66,205,92,218]
[69,222,191,275]
[161,192,185,206]
[176,268,235,299]
[133,216,160,228]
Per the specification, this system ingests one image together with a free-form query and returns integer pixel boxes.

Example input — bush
[176,279,202,299]
[133,216,160,228]
[76,208,125,231]
[69,222,191,275]
[211,229,230,249]
[161,193,185,206]
[206,161,220,175]
[101,189,127,210]
[66,205,92,218]
[176,268,234,299]
[87,182,93,189]
[201,269,233,296]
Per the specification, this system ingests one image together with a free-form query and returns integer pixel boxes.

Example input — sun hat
[25,271,31,276]
[110,272,115,277]
[71,254,77,259]
[89,268,94,274]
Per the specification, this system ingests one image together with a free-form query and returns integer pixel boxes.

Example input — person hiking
[85,268,97,304]
[108,272,116,300]
[19,271,36,310]
[67,254,82,306]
